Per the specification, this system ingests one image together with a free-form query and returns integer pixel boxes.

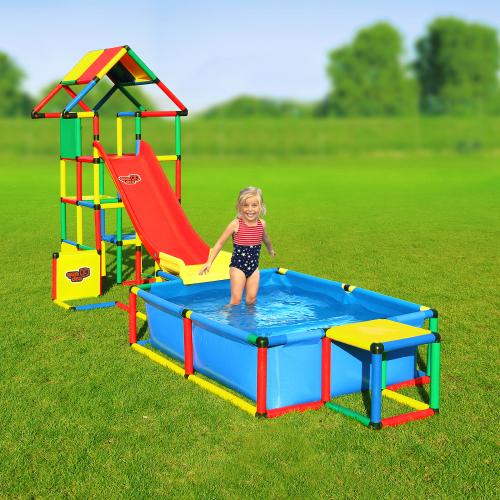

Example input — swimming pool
[135,268,432,414]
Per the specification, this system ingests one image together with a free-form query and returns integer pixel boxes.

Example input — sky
[1,0,498,112]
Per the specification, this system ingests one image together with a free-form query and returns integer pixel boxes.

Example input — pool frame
[129,268,436,418]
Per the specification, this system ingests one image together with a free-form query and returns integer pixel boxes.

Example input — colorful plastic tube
[382,333,437,353]
[381,408,435,427]
[321,337,331,402]
[183,314,194,376]
[325,402,371,427]
[33,84,63,113]
[74,302,116,311]
[370,352,383,428]
[430,339,441,410]
[382,389,430,411]
[62,86,91,111]
[156,80,187,111]
[129,291,137,344]
[267,400,323,419]
[256,343,268,416]
[65,79,98,112]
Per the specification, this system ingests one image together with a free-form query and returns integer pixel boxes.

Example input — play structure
[32,46,441,429]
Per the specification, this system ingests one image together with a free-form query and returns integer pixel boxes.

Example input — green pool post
[381,353,387,389]
[429,335,441,411]
[428,314,439,376]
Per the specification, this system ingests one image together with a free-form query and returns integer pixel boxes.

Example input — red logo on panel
[118,174,142,185]
[66,267,91,283]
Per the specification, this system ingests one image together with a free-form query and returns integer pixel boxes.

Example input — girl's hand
[269,249,276,257]
[199,263,211,275]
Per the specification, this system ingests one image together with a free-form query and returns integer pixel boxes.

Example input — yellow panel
[326,319,431,351]
[55,249,101,301]
[63,49,104,82]
[159,250,231,285]
[61,242,78,254]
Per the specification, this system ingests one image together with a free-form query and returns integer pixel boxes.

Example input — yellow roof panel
[62,49,104,82]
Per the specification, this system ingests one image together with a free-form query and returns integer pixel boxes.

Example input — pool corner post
[429,332,441,412]
[427,309,439,376]
[321,336,331,403]
[182,309,194,378]
[256,337,268,417]
[369,343,384,430]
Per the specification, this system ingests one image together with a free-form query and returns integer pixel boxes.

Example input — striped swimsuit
[231,218,264,277]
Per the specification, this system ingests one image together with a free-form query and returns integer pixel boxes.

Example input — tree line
[206,17,500,118]
[1,17,499,118]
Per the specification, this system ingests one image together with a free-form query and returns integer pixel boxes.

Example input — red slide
[94,140,210,265]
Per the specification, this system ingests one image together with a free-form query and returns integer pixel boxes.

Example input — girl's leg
[229,267,246,305]
[245,268,260,305]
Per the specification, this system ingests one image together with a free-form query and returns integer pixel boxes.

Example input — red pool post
[321,336,331,403]
[128,289,137,344]
[256,337,268,416]
[182,310,194,377]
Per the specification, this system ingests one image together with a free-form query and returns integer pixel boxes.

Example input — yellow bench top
[325,319,431,351]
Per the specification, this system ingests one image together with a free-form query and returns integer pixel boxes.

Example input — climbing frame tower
[31,46,188,310]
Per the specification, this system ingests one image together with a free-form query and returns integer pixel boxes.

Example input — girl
[199,187,275,305]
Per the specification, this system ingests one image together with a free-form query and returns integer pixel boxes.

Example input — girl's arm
[199,220,239,274]
[261,220,276,257]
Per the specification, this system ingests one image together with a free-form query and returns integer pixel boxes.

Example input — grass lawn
[0,150,498,498]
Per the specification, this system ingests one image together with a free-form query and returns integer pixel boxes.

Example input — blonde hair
[236,186,266,217]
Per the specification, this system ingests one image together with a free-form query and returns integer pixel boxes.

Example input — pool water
[165,286,381,336]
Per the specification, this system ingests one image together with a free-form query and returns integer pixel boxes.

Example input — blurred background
[1,0,499,158]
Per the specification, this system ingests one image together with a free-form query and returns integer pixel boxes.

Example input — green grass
[0,142,499,497]
[4,115,500,158]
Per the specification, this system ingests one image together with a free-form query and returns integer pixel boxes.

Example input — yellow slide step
[159,250,231,285]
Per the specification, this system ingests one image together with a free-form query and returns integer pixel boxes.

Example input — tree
[36,79,158,117]
[323,23,417,116]
[415,17,500,115]
[0,52,34,116]
[202,95,314,118]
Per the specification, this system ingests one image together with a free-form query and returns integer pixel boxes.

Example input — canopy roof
[61,45,157,86]
[32,45,186,116]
